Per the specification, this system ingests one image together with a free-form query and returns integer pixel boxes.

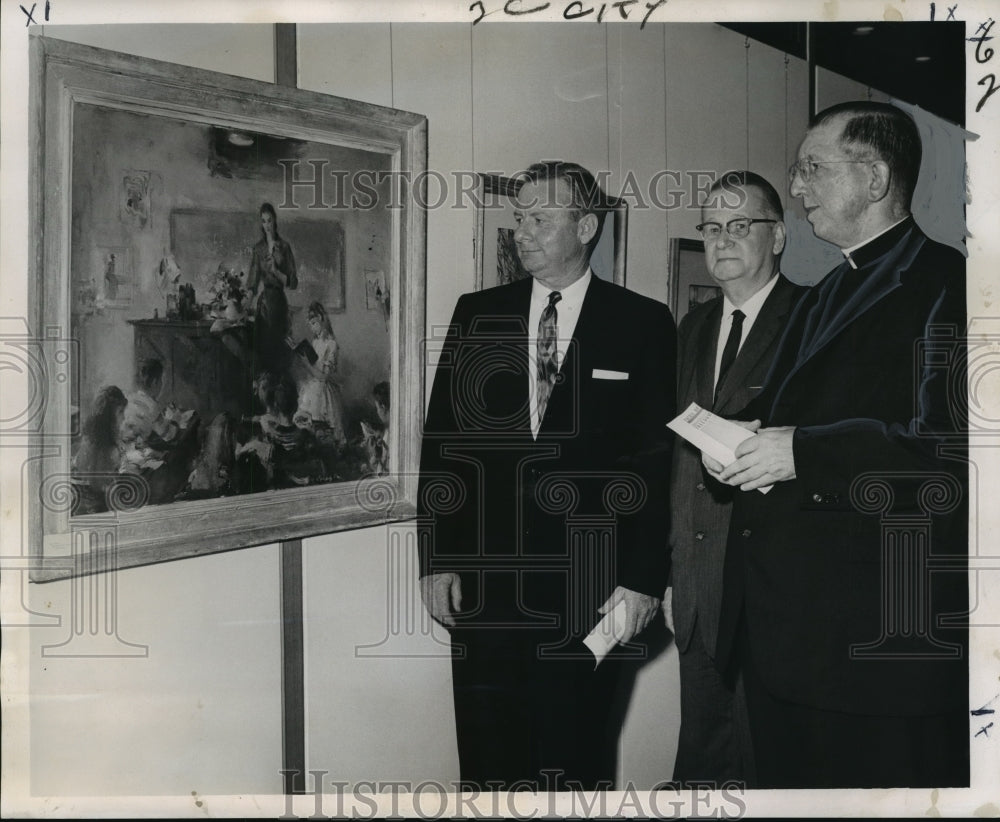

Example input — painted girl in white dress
[294,301,346,445]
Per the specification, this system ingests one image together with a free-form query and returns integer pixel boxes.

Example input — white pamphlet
[667,402,772,493]
[583,599,629,668]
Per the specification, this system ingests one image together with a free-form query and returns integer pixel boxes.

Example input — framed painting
[687,284,723,313]
[473,173,628,290]
[669,237,720,324]
[28,36,427,580]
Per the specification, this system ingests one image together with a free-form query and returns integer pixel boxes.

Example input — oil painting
[30,37,426,578]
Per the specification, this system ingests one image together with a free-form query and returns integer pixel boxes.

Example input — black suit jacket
[716,219,968,716]
[418,275,677,637]
[670,275,806,656]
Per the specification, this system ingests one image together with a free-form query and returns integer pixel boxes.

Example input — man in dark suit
[668,171,805,785]
[707,103,968,788]
[418,161,676,790]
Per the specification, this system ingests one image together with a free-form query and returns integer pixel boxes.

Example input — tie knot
[547,291,562,307]
[731,309,745,324]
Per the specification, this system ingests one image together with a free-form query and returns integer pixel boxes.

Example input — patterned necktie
[714,309,745,406]
[536,290,562,426]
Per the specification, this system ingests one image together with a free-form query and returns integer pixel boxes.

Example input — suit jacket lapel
[780,228,924,388]
[695,301,721,409]
[516,279,535,433]
[676,305,706,406]
[714,277,797,410]
[486,277,533,435]
[538,275,602,435]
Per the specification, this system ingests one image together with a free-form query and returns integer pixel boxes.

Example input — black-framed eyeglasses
[695,218,778,241]
[788,158,871,183]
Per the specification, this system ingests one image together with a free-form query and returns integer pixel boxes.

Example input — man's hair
[703,170,784,220]
[812,101,921,208]
[516,160,609,248]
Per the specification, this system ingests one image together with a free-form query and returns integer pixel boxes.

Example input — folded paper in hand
[583,598,629,668]
[667,402,772,493]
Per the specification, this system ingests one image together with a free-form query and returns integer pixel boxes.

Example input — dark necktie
[536,290,562,426]
[714,309,745,406]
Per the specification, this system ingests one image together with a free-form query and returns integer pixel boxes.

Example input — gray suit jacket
[669,275,805,656]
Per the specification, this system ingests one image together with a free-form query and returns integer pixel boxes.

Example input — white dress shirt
[713,274,780,391]
[528,269,592,437]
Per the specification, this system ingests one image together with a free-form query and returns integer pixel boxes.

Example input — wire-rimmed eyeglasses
[695,218,778,241]
[788,158,871,183]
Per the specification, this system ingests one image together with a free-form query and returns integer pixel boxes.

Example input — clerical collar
[842,216,914,270]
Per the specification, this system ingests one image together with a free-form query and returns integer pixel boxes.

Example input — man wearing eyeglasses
[706,103,968,788]
[668,170,805,786]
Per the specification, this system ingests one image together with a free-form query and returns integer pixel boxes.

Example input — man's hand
[718,425,797,491]
[420,573,462,628]
[702,419,761,480]
[598,585,660,644]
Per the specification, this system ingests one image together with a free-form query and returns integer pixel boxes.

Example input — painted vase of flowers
[208,265,248,320]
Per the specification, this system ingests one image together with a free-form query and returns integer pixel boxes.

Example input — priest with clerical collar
[703,102,968,790]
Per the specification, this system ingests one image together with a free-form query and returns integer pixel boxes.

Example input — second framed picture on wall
[670,237,722,324]
[473,173,628,291]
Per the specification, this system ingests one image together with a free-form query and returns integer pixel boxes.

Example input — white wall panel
[664,24,748,247]
[472,23,610,175]
[298,23,393,106]
[29,543,283,795]
[392,24,476,337]
[748,37,792,213]
[302,525,459,784]
[606,23,670,304]
[816,64,892,111]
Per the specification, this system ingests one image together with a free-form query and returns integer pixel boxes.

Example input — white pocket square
[592,368,629,380]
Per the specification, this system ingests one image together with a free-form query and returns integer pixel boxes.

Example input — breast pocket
[584,369,633,431]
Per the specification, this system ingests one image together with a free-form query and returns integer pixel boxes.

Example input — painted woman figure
[103,252,118,300]
[294,301,346,446]
[248,202,297,370]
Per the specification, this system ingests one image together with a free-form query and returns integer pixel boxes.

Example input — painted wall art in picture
[121,170,151,227]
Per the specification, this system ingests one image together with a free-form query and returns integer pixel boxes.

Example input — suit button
[695,531,705,541]
[696,482,706,491]
[741,529,751,538]
[812,493,823,503]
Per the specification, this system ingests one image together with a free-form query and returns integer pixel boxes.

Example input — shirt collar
[721,273,780,328]
[531,268,592,305]
[841,216,913,269]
